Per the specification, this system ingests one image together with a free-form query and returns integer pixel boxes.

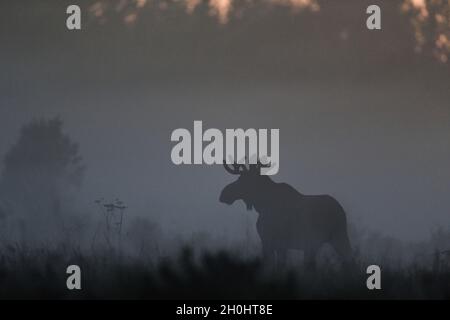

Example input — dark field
[0,244,449,300]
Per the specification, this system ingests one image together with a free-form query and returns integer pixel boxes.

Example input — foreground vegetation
[0,244,449,300]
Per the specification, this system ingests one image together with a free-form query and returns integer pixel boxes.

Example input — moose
[219,160,352,269]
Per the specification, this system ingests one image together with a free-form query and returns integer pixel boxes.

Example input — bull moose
[219,160,352,269]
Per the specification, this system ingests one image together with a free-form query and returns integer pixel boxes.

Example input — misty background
[0,0,449,256]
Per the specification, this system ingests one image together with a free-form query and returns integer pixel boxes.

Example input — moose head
[219,159,271,211]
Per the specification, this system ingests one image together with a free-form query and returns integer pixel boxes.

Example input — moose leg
[276,249,288,271]
[262,244,276,267]
[304,248,317,272]
[332,233,354,270]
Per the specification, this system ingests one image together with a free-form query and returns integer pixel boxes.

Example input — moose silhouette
[220,160,352,269]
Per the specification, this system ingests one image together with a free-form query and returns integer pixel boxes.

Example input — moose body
[220,161,352,268]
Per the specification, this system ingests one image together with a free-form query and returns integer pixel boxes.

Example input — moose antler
[247,158,271,173]
[257,159,271,168]
[223,160,247,175]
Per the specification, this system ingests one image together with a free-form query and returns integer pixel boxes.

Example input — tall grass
[0,243,450,299]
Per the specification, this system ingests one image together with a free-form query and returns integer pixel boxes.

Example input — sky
[0,0,449,242]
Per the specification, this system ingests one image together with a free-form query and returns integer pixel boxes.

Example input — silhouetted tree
[0,117,85,242]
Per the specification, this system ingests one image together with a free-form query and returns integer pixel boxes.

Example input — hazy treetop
[2,117,85,188]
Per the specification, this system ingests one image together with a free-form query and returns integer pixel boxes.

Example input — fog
[1,0,449,254]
